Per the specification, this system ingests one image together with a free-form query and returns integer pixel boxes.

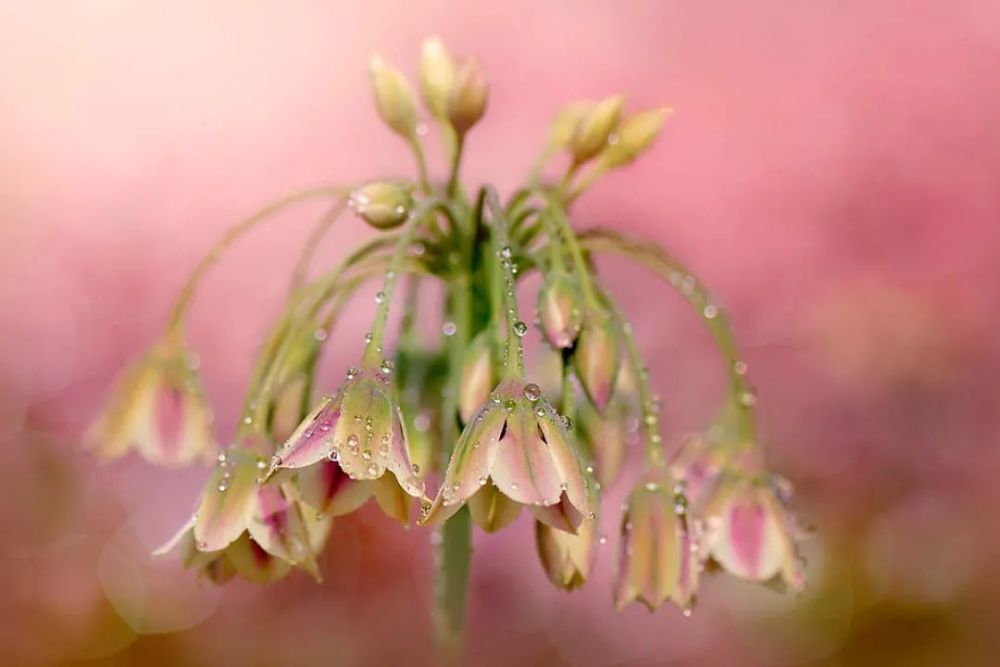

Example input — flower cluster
[87,35,807,627]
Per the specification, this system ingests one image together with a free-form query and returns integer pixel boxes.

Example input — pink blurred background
[3,1,1000,664]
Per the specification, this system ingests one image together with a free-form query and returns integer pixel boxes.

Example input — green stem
[362,199,443,368]
[578,228,757,445]
[433,506,472,666]
[602,291,665,466]
[541,195,599,308]
[482,188,526,378]
[447,133,465,198]
[288,197,349,294]
[166,186,345,333]
[409,137,432,194]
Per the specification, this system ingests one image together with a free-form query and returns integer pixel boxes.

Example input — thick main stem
[433,506,472,666]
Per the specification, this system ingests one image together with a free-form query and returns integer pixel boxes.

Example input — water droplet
[347,434,360,447]
[217,453,227,464]
[217,483,228,493]
[256,459,266,470]
[739,390,757,407]
[362,450,372,461]
[607,132,620,145]
[367,463,378,475]
[327,451,339,462]
[586,465,595,474]
[477,476,487,486]
[411,463,421,474]
[561,415,573,430]
[703,304,718,319]
[374,291,386,304]
[313,328,328,341]
[243,416,253,425]
[364,332,373,343]
[500,245,513,259]
[441,321,457,336]
[196,541,207,549]
[416,121,429,136]
[645,481,659,492]
[510,483,518,490]
[599,535,608,545]
[346,366,359,379]
[733,360,748,375]
[523,383,541,401]
[380,359,395,375]
[513,321,528,337]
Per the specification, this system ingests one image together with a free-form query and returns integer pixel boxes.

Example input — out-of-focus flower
[369,55,419,140]
[544,102,594,154]
[569,94,624,165]
[577,397,631,488]
[423,379,593,533]
[266,367,428,522]
[598,107,670,169]
[155,446,329,582]
[614,468,699,612]
[535,482,599,590]
[446,56,488,136]
[86,337,216,467]
[574,309,621,411]
[459,332,494,423]
[419,36,455,120]
[349,181,414,230]
[669,433,731,513]
[699,473,805,591]
[537,271,583,349]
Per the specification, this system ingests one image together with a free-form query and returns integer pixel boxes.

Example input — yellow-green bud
[349,182,413,229]
[419,36,455,120]
[446,57,488,136]
[546,101,594,152]
[600,107,670,168]
[369,55,419,139]
[569,94,625,165]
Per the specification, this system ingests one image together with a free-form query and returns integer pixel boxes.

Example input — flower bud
[536,512,597,591]
[349,182,413,230]
[369,55,419,139]
[569,94,624,165]
[446,57,488,136]
[545,102,593,152]
[459,332,494,423]
[419,36,455,120]
[537,272,583,349]
[577,397,628,487]
[599,107,670,168]
[573,310,621,411]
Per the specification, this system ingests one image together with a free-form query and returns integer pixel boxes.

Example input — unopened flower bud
[460,332,494,423]
[349,182,413,230]
[419,36,455,120]
[573,310,621,411]
[545,101,593,152]
[538,272,583,349]
[369,55,419,139]
[446,57,488,136]
[599,107,670,168]
[569,94,624,165]
[536,511,597,591]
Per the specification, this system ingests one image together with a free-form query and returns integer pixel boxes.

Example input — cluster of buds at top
[87,35,806,614]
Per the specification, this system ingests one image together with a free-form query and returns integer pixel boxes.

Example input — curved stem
[539,194,599,308]
[482,188,525,379]
[446,133,465,198]
[601,290,665,466]
[362,199,446,368]
[166,186,346,333]
[288,197,349,294]
[578,228,757,445]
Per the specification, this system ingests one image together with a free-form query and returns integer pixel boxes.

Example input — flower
[569,94,624,164]
[85,338,216,467]
[537,271,583,349]
[698,473,806,591]
[369,55,419,140]
[423,379,593,533]
[598,107,670,169]
[573,308,621,411]
[446,56,488,136]
[576,397,630,488]
[614,468,699,612]
[349,181,414,230]
[266,367,428,521]
[155,446,328,582]
[419,36,455,120]
[535,481,599,590]
[669,433,731,513]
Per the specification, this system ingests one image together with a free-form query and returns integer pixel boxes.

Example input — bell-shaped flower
[86,338,216,467]
[577,395,633,488]
[614,468,699,612]
[155,445,329,582]
[537,271,583,349]
[573,308,621,411]
[535,480,599,590]
[265,367,428,523]
[669,433,731,513]
[423,379,593,534]
[698,473,805,591]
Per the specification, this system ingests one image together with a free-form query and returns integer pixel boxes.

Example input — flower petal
[537,409,591,517]
[269,394,344,473]
[298,460,374,517]
[331,376,394,480]
[193,450,259,551]
[490,408,564,507]
[225,533,293,583]
[467,484,522,533]
[373,474,412,524]
[384,406,426,498]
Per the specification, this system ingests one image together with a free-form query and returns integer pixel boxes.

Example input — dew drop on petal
[441,321,457,337]
[523,383,542,401]
[513,321,528,337]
